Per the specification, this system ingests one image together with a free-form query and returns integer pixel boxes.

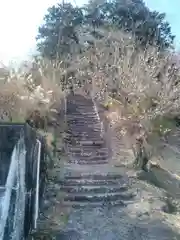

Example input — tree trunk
[133,138,149,171]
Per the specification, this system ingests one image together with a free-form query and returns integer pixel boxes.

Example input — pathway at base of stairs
[57,94,180,240]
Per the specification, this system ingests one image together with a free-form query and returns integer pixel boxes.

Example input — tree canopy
[36,3,84,59]
[37,0,175,59]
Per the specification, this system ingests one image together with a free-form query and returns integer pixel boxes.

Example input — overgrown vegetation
[66,29,180,170]
[0,0,180,171]
[0,59,65,126]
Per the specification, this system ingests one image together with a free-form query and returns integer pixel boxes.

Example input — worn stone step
[70,100,93,104]
[67,116,97,121]
[68,159,108,165]
[67,113,97,117]
[66,130,93,136]
[70,156,108,165]
[73,155,108,161]
[61,185,128,194]
[68,147,82,153]
[68,102,93,105]
[70,124,101,129]
[63,191,135,202]
[69,133,103,138]
[96,148,109,153]
[62,199,127,208]
[59,178,123,186]
[68,120,98,124]
[67,143,106,148]
[76,105,95,109]
[70,152,93,157]
[64,173,125,180]
[67,133,102,138]
[68,122,99,127]
[71,152,109,158]
[81,113,98,117]
[70,155,109,160]
[69,128,101,133]
[67,127,99,131]
[68,152,109,159]
[71,137,104,143]
[67,143,105,149]
[67,145,107,152]
[67,141,105,148]
[68,125,100,130]
[79,140,104,146]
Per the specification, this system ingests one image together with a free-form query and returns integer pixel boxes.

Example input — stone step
[69,128,102,133]
[70,154,109,159]
[67,100,93,104]
[81,113,98,117]
[75,106,95,109]
[68,145,106,151]
[70,136,104,141]
[68,145,108,152]
[67,120,98,123]
[71,152,109,158]
[68,151,108,158]
[67,142,105,148]
[68,121,99,125]
[66,130,100,136]
[68,127,101,131]
[68,100,93,105]
[68,129,103,137]
[68,159,108,165]
[72,155,108,161]
[68,131,102,136]
[81,140,104,145]
[63,191,135,202]
[63,173,125,180]
[67,115,98,119]
[62,199,127,208]
[59,177,124,186]
[60,184,128,194]
[96,148,109,153]
[78,140,104,146]
[67,116,98,120]
[68,147,82,152]
[70,109,96,114]
[69,159,108,164]
[68,125,101,130]
[67,129,101,135]
[69,123,101,128]
[67,112,97,117]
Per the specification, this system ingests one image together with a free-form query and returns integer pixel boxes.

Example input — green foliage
[91,0,175,48]
[37,0,175,59]
[37,3,84,59]
[152,116,176,136]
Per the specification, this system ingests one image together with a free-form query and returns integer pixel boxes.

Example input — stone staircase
[61,94,135,208]
[36,94,180,240]
[65,94,109,165]
[59,174,135,208]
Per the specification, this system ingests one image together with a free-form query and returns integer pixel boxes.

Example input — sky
[0,0,59,65]
[144,0,180,48]
[0,0,179,65]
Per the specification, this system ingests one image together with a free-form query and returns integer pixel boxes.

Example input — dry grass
[0,59,65,125]
[70,29,180,157]
[1,28,180,161]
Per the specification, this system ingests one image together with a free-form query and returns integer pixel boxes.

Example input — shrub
[0,59,65,127]
[71,29,180,169]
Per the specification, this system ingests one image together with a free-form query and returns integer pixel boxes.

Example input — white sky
[0,0,61,65]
